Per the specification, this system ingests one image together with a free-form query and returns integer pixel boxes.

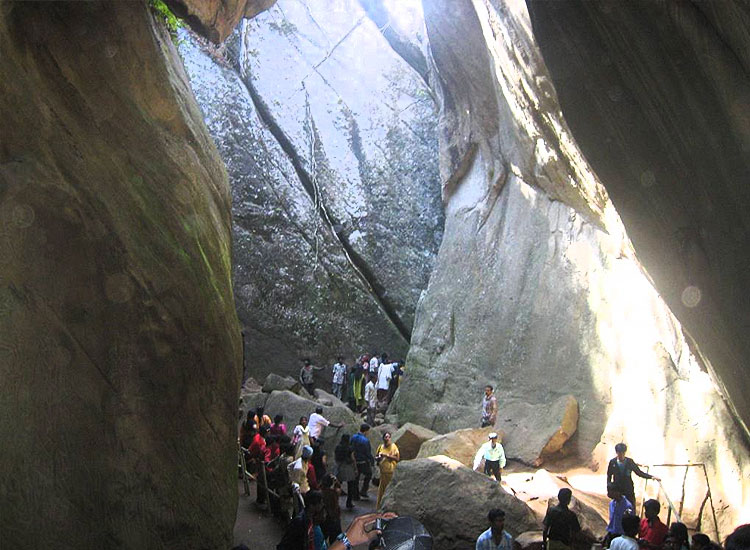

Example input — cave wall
[0,2,241,547]
[178,0,444,382]
[391,0,749,534]
[526,0,750,450]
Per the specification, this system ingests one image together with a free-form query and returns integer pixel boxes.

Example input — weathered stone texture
[381,456,539,549]
[390,0,750,536]
[179,0,443,382]
[0,2,241,548]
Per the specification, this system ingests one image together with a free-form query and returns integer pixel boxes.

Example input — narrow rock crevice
[237,69,411,344]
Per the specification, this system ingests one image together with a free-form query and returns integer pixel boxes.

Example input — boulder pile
[381,456,539,549]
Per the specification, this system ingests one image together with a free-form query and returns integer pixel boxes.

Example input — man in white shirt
[609,515,640,550]
[307,406,343,442]
[377,361,394,403]
[331,356,347,399]
[364,374,377,426]
[369,353,379,375]
[473,432,506,481]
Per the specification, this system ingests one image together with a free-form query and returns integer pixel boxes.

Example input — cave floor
[233,479,377,548]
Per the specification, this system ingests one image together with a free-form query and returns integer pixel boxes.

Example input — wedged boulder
[261,390,359,453]
[166,0,275,43]
[381,456,539,549]
[314,389,347,408]
[240,392,269,415]
[263,373,301,394]
[498,395,578,466]
[416,427,502,467]
[392,423,439,461]
[516,531,544,550]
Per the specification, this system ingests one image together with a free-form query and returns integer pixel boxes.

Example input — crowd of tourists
[236,369,748,550]
[238,352,404,550]
[300,352,404,423]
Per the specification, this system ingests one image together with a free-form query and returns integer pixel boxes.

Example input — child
[610,515,640,550]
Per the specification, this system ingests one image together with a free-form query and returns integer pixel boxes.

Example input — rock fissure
[238,68,411,343]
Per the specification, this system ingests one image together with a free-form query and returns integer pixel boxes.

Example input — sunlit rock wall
[179,0,443,381]
[390,0,749,536]
[0,3,241,548]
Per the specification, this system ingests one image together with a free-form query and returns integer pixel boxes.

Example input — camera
[375,517,389,531]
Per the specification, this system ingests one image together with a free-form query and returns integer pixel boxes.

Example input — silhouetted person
[543,488,581,550]
[725,524,750,550]
[607,443,659,511]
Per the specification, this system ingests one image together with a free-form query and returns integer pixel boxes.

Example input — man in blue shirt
[350,423,375,500]
[604,483,634,548]
[476,508,513,550]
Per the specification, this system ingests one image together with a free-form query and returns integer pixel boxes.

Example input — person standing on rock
[606,443,659,512]
[543,488,581,550]
[604,483,634,548]
[375,431,399,509]
[476,508,513,550]
[348,365,365,412]
[369,352,379,375]
[364,374,378,426]
[473,432,506,482]
[351,423,374,500]
[480,385,498,427]
[376,359,394,403]
[300,358,323,396]
[292,416,311,458]
[308,406,344,443]
[331,356,347,399]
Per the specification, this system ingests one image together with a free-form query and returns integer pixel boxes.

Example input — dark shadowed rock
[381,456,539,549]
[0,2,240,547]
[392,422,439,461]
[516,531,544,550]
[262,373,301,394]
[166,0,275,43]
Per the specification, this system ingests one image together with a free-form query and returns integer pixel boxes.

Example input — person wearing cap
[288,445,314,496]
[473,432,506,481]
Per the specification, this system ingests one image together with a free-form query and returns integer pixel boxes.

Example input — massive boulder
[0,2,241,548]
[390,0,750,536]
[166,0,275,43]
[178,0,444,383]
[381,456,539,549]
[416,427,500,468]
[392,422,438,461]
[498,395,579,466]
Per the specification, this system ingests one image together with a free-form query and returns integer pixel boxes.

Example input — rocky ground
[233,479,376,548]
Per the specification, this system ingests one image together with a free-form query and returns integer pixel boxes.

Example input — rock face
[178,0,443,383]
[416,427,500,468]
[0,3,241,548]
[498,395,578,466]
[381,456,539,549]
[166,0,276,43]
[390,0,750,536]
[262,372,302,394]
[392,422,438,460]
